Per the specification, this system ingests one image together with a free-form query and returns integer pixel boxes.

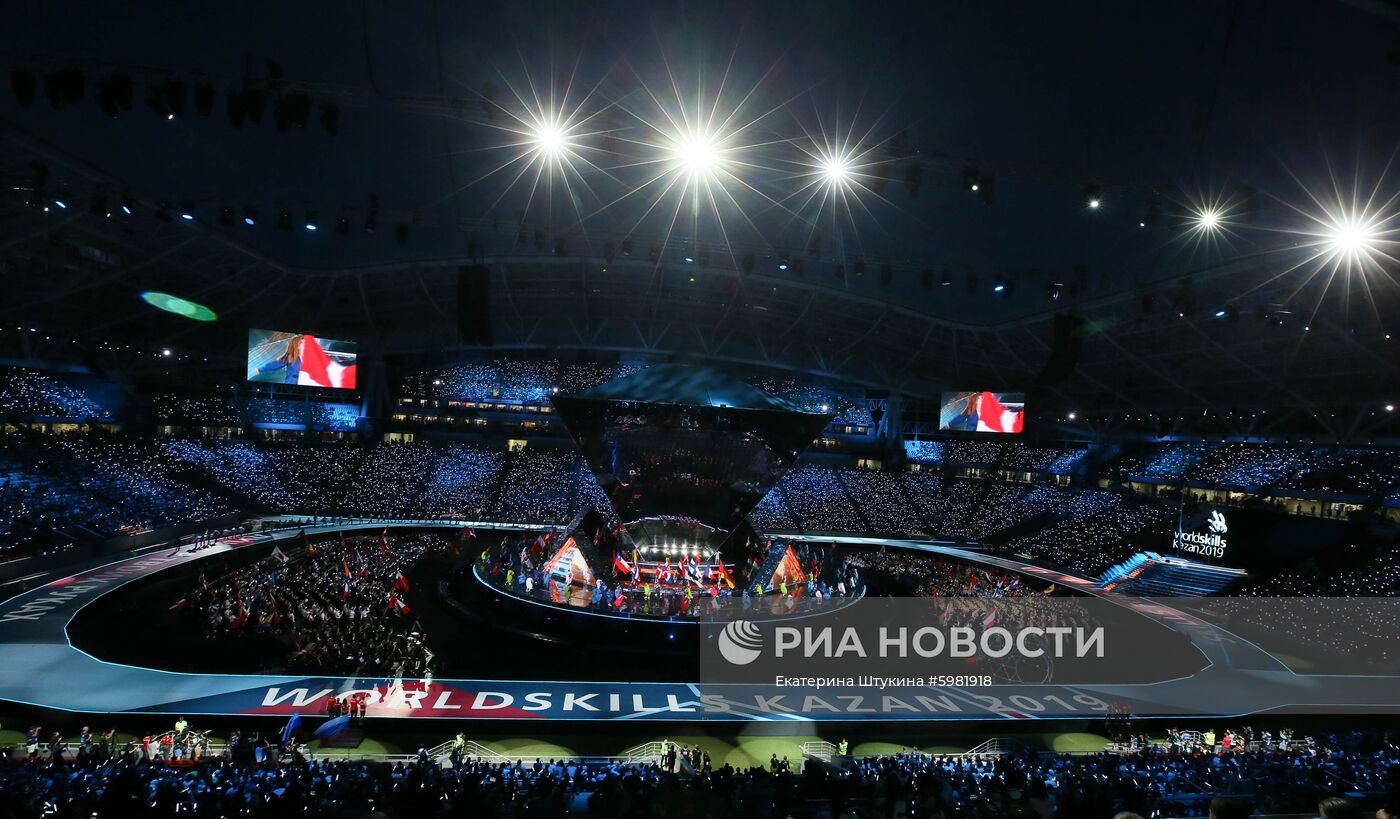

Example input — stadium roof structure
[0,1,1397,428]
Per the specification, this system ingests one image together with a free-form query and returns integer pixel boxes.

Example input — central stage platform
[3,520,1399,722]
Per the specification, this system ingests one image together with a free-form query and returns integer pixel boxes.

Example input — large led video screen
[938,391,1025,434]
[246,329,358,390]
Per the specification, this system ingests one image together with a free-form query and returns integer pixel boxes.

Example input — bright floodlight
[672,136,720,177]
[819,154,852,187]
[529,122,566,158]
[1324,215,1379,260]
[1196,209,1222,230]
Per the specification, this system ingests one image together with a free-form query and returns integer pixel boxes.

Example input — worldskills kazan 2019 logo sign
[1173,508,1229,558]
[718,620,764,665]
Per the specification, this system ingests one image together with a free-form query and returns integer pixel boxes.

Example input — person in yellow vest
[755,583,764,596]
[838,738,849,757]
[779,580,788,597]
[644,583,652,600]
[1202,729,1216,751]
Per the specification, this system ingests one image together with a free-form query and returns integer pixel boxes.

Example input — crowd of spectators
[850,549,1038,599]
[0,431,232,555]
[751,378,872,424]
[401,359,639,403]
[944,440,1005,465]
[0,367,111,419]
[837,468,926,534]
[154,393,242,426]
[178,531,446,676]
[1,726,1395,818]
[904,439,945,464]
[780,466,869,533]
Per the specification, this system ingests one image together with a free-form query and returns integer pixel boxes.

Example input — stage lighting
[96,73,133,117]
[820,153,853,188]
[963,167,980,191]
[993,280,1006,293]
[243,207,257,226]
[940,269,953,286]
[1067,412,1077,420]
[305,211,319,232]
[1323,214,1380,261]
[777,257,789,271]
[193,82,214,117]
[44,68,85,110]
[10,68,37,107]
[1196,208,1222,230]
[529,121,566,158]
[1387,404,1396,413]
[671,135,720,178]
[1048,282,1063,301]
[1084,184,1102,209]
[320,103,340,136]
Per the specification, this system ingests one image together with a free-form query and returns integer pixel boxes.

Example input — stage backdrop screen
[246,329,358,390]
[938,391,1025,434]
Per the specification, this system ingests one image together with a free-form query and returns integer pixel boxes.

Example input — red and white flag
[975,391,1024,434]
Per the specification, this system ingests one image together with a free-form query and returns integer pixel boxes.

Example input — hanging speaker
[1034,314,1085,385]
[457,264,493,346]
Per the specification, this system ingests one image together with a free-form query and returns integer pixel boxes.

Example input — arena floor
[3,520,1399,723]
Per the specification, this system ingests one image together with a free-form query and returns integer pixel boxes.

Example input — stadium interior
[1,1,1399,817]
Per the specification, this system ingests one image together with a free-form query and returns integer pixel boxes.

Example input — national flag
[613,551,633,575]
[281,713,303,745]
[297,334,355,389]
[714,561,736,589]
[975,391,1024,434]
[393,596,411,616]
[307,542,316,558]
[393,570,410,593]
[982,607,998,629]
[314,715,351,741]
[342,558,351,578]
[341,580,350,599]
[271,546,289,564]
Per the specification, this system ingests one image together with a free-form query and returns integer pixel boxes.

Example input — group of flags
[611,550,735,589]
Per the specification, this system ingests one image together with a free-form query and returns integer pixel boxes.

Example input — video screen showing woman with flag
[939,391,1025,434]
[247,328,358,390]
